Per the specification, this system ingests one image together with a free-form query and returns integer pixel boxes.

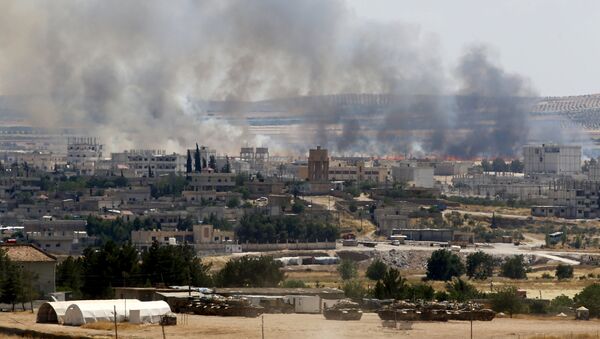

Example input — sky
[347,0,600,96]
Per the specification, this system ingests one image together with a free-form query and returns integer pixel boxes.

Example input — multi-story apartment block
[66,137,103,174]
[523,144,581,175]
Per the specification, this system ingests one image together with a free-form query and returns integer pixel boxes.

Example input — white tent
[37,301,72,323]
[37,299,141,324]
[129,301,172,324]
[63,299,142,326]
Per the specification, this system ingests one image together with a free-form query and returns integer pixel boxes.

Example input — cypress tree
[209,155,217,172]
[194,143,201,173]
[186,150,192,174]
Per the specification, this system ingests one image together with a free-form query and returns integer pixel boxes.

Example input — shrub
[555,264,574,280]
[490,286,524,317]
[342,279,366,299]
[446,277,479,302]
[500,255,527,279]
[337,259,358,280]
[281,279,306,288]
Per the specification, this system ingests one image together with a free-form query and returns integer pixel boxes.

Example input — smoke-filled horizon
[0,0,566,157]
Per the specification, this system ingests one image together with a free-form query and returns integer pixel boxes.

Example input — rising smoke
[0,0,540,157]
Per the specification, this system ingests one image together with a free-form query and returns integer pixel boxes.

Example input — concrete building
[3,151,66,171]
[131,224,234,251]
[523,144,581,175]
[373,204,420,236]
[111,150,185,177]
[392,163,434,188]
[24,218,93,254]
[308,146,329,182]
[1,244,56,296]
[328,160,389,184]
[66,137,103,174]
[433,161,473,176]
[532,179,600,218]
[182,172,236,202]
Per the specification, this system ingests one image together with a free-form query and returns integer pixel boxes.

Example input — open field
[0,311,599,339]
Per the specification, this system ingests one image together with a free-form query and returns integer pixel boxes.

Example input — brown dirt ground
[1,311,600,339]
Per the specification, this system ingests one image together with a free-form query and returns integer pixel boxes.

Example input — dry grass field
[0,311,599,339]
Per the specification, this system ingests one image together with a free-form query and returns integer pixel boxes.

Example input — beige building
[131,224,234,251]
[182,172,235,202]
[308,146,329,182]
[329,160,389,184]
[1,244,56,296]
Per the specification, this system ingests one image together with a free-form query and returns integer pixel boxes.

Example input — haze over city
[1,2,600,338]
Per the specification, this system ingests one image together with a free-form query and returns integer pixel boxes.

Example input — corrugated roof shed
[0,244,56,262]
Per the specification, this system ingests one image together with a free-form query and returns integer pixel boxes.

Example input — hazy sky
[347,0,600,96]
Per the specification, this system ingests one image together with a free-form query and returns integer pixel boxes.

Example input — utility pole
[113,305,118,339]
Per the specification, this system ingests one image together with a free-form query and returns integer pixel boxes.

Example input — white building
[392,162,434,188]
[111,150,185,177]
[523,144,581,175]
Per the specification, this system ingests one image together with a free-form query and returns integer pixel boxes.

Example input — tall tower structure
[308,146,329,182]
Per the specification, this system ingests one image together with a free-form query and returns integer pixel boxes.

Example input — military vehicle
[323,299,363,321]
[182,295,264,317]
[377,301,495,322]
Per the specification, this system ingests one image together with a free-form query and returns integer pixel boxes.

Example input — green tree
[372,268,408,300]
[481,159,492,172]
[500,255,527,279]
[555,264,574,280]
[0,263,22,311]
[216,256,283,287]
[227,197,240,208]
[492,157,508,172]
[549,294,573,314]
[221,155,231,173]
[574,283,600,317]
[337,259,358,280]
[366,260,388,281]
[490,286,523,318]
[446,277,479,302]
[426,249,465,281]
[510,159,524,173]
[186,150,193,174]
[194,143,201,173]
[466,251,494,280]
[209,155,217,172]
[140,242,211,287]
[56,256,84,298]
[408,283,435,301]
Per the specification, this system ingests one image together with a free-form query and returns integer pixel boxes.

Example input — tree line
[236,212,339,243]
[57,242,285,299]
[480,158,524,173]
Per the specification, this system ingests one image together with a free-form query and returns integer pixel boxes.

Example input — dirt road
[1,311,599,339]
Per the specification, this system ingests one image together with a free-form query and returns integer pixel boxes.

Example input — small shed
[576,306,590,320]
[129,301,171,324]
